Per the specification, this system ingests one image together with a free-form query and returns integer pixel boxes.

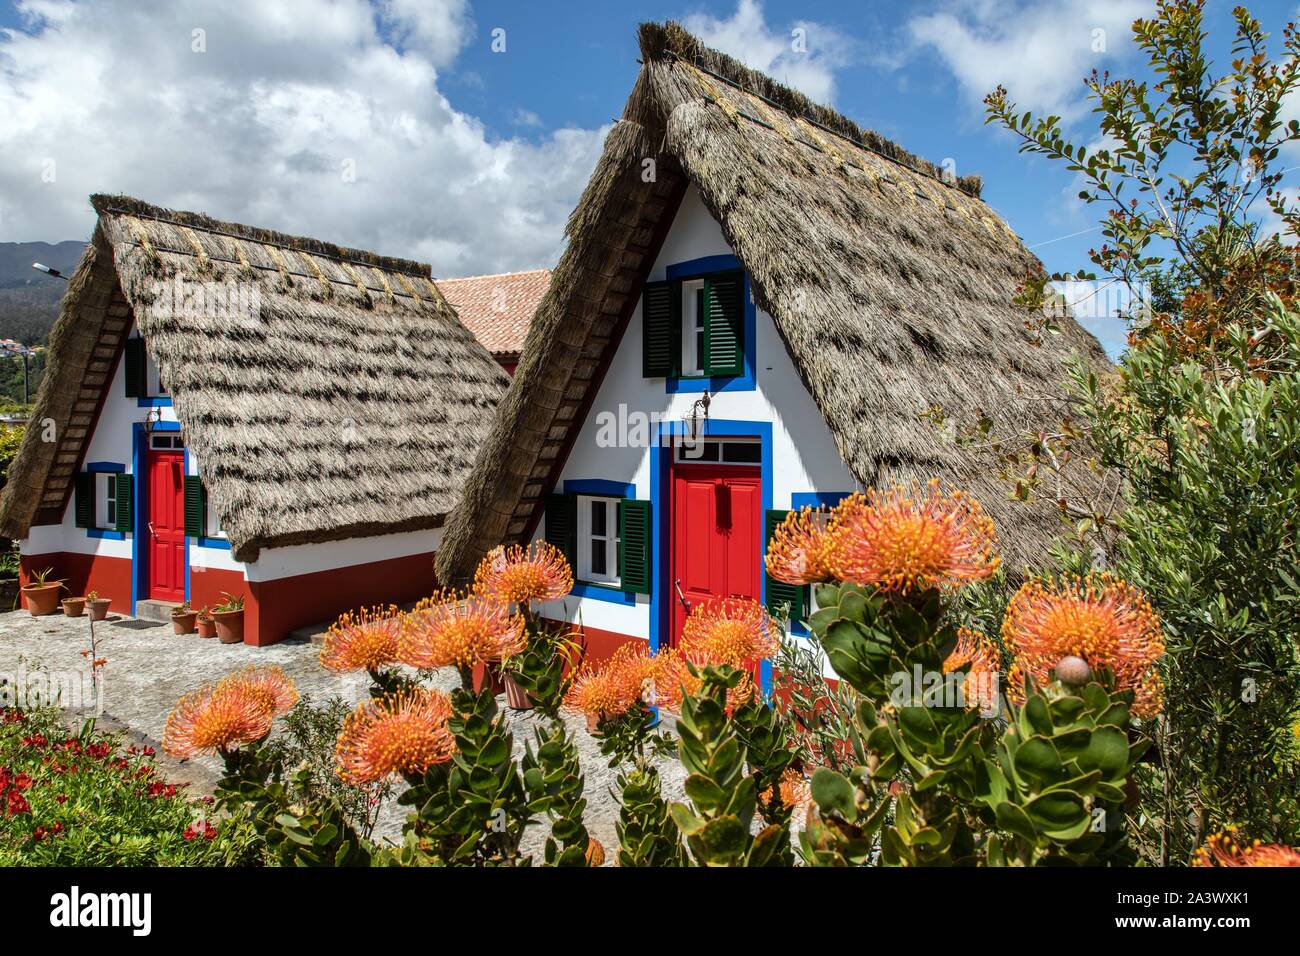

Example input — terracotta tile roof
[436,268,550,359]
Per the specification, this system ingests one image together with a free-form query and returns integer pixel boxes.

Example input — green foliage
[0,706,257,866]
[771,624,859,774]
[669,665,787,866]
[615,765,685,866]
[0,422,24,484]
[215,742,372,867]
[263,694,390,840]
[398,687,532,866]
[505,617,575,718]
[1078,304,1300,858]
[522,720,590,865]
[978,673,1145,866]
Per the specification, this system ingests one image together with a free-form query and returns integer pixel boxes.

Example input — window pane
[722,442,761,463]
[591,499,606,536]
[591,539,607,576]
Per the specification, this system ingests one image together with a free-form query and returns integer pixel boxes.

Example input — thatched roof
[0,194,509,561]
[437,269,551,363]
[435,21,1110,585]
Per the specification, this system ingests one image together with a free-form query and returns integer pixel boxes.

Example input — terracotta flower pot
[87,598,111,621]
[171,611,198,635]
[503,672,533,711]
[61,597,87,617]
[21,582,63,617]
[213,608,244,645]
[585,713,601,734]
[196,617,217,639]
[484,664,506,696]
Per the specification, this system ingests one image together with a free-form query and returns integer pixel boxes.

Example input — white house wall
[535,185,859,640]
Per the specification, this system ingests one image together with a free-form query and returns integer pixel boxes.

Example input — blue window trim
[562,479,637,605]
[663,254,756,394]
[787,492,853,636]
[137,396,173,408]
[651,418,773,694]
[84,462,126,539]
[131,421,188,615]
[197,536,231,551]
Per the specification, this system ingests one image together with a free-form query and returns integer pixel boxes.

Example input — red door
[147,449,186,601]
[669,462,762,646]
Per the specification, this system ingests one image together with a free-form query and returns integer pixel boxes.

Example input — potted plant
[20,567,64,617]
[0,541,20,610]
[170,601,198,635]
[212,592,245,645]
[196,606,217,639]
[85,590,112,621]
[62,595,87,617]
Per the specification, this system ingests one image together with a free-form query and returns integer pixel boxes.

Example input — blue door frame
[130,421,189,615]
[651,417,773,694]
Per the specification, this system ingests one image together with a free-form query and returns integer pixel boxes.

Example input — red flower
[55,794,67,805]
[184,819,218,842]
[6,790,31,815]
[13,772,32,791]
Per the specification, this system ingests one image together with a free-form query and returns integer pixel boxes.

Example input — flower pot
[196,617,217,639]
[213,608,244,644]
[1,578,22,610]
[87,598,112,621]
[503,672,533,711]
[585,713,601,734]
[171,611,198,635]
[61,597,87,617]
[21,582,63,617]
[484,664,506,696]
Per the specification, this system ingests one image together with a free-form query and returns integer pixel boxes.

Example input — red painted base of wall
[543,620,643,666]
[20,549,439,647]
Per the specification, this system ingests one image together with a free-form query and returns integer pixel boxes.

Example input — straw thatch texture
[0,195,509,561]
[435,21,1110,585]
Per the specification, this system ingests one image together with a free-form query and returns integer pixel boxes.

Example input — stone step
[135,599,181,624]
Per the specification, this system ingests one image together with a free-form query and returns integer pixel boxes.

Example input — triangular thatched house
[435,22,1110,667]
[0,194,508,644]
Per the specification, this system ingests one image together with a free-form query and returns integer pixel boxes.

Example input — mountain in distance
[0,240,87,344]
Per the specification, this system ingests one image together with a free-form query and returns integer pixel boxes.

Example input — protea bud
[1055,655,1091,686]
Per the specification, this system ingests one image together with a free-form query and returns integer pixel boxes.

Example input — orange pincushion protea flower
[163,683,276,758]
[828,482,1000,592]
[398,590,526,669]
[679,597,780,669]
[1194,827,1300,867]
[776,767,812,812]
[765,506,838,585]
[216,665,299,718]
[651,644,758,714]
[1002,575,1165,717]
[474,542,573,606]
[335,688,456,784]
[943,627,1002,713]
[320,606,403,673]
[564,642,657,722]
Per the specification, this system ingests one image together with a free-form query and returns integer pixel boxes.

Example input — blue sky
[3,0,1298,356]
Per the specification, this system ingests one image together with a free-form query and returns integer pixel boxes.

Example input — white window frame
[94,472,117,530]
[146,349,167,397]
[674,436,761,466]
[205,489,225,539]
[576,495,620,587]
[680,279,706,376]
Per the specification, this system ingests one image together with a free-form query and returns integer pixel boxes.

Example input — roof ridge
[639,21,983,200]
[437,268,553,283]
[89,193,433,278]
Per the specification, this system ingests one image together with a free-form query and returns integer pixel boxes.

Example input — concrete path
[0,608,687,859]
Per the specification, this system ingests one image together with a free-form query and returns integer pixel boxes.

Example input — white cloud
[907,0,1152,123]
[0,0,607,277]
[681,0,855,105]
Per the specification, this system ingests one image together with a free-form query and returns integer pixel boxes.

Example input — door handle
[147,521,155,538]
[674,578,691,613]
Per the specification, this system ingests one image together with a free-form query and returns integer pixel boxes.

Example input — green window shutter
[544,493,577,568]
[123,337,147,398]
[184,475,207,538]
[114,473,133,533]
[73,473,93,528]
[703,272,744,377]
[618,499,652,595]
[642,280,680,377]
[764,509,804,623]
